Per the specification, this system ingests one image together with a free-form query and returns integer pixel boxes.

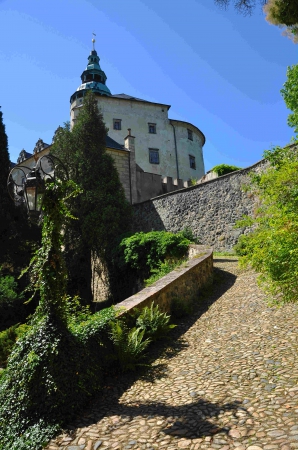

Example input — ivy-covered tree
[51,91,132,303]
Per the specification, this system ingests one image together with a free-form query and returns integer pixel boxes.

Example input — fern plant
[136,302,176,341]
[109,321,151,371]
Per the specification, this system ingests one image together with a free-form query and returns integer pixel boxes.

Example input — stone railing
[115,245,213,316]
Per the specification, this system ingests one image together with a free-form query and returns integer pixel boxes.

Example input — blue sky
[0,0,297,171]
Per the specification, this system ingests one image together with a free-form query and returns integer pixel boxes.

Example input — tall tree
[0,107,14,263]
[0,108,40,276]
[51,91,132,303]
[215,0,298,42]
[264,0,298,42]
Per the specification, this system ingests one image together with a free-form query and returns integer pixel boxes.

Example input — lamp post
[7,152,72,317]
[7,153,67,222]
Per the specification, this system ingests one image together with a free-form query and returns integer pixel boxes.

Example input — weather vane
[92,32,96,50]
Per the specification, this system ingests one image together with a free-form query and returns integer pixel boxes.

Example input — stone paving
[46,257,298,450]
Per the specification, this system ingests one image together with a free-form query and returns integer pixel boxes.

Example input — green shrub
[136,302,176,341]
[235,143,298,302]
[110,231,191,302]
[0,307,116,450]
[211,163,242,176]
[119,231,190,271]
[63,295,92,326]
[0,323,30,367]
[0,272,25,331]
[109,320,151,371]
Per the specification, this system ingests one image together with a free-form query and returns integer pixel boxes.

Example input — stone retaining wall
[132,159,269,251]
[115,245,213,316]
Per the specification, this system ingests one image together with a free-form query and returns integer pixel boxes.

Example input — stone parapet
[115,245,213,316]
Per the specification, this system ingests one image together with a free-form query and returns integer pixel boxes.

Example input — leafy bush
[0,272,25,331]
[109,231,191,302]
[119,231,190,271]
[0,323,30,367]
[136,302,176,341]
[234,143,298,302]
[0,307,116,450]
[63,295,92,326]
[109,320,151,371]
[211,163,242,176]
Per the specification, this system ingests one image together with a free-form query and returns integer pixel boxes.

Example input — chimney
[124,129,135,152]
[124,129,137,204]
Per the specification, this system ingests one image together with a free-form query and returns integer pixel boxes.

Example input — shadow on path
[70,396,246,440]
[65,265,239,440]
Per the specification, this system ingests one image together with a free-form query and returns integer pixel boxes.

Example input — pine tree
[52,91,132,303]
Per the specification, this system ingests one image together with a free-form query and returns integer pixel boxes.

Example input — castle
[14,41,206,203]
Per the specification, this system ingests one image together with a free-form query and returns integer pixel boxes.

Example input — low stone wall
[132,159,269,251]
[115,245,213,316]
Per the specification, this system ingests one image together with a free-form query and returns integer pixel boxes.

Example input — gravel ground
[45,257,298,450]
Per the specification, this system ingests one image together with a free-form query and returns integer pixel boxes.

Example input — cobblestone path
[46,258,298,450]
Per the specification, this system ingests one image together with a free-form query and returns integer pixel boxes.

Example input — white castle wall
[71,95,205,183]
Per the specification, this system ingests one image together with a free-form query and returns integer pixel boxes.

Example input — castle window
[149,148,159,164]
[113,119,121,130]
[148,123,156,134]
[189,155,196,170]
[187,129,193,140]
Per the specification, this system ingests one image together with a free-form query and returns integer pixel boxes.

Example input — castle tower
[70,37,111,105]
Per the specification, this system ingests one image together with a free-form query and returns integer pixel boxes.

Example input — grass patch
[144,259,187,286]
[213,251,237,257]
